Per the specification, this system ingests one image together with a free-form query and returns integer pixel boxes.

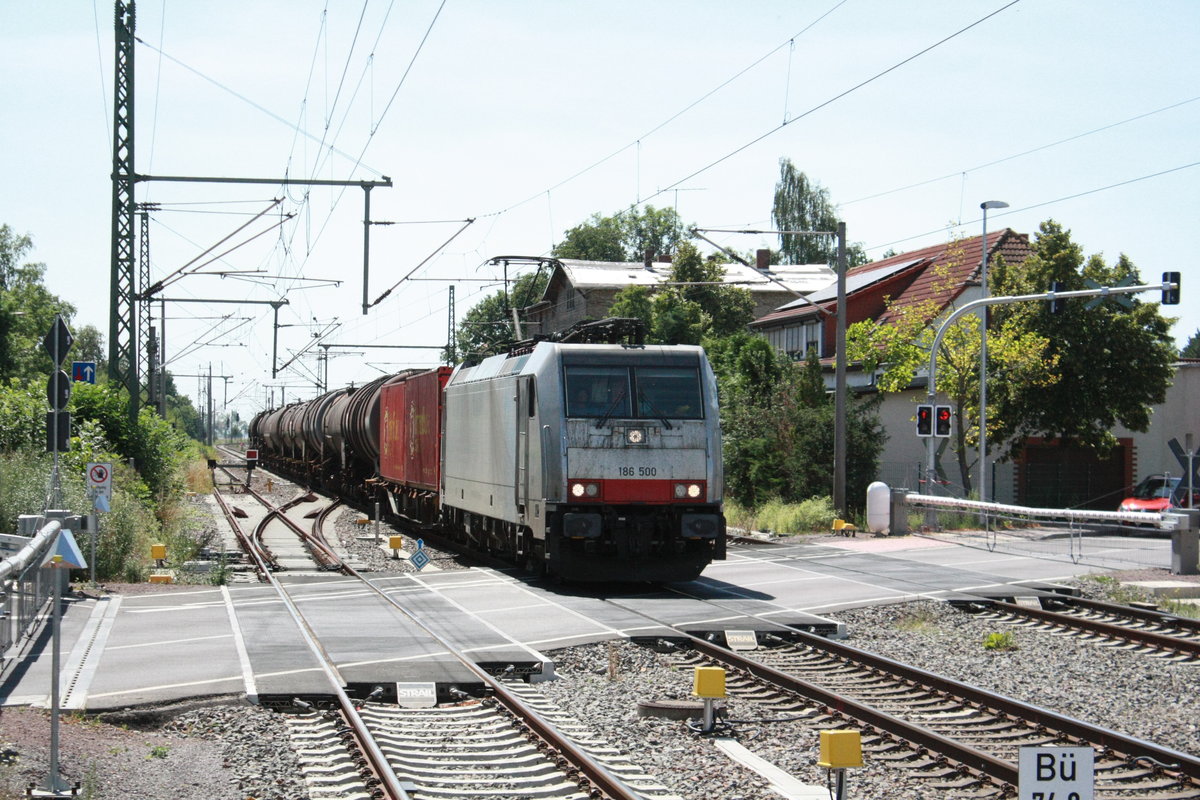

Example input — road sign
[87,462,113,500]
[1019,746,1093,800]
[47,370,71,410]
[42,315,74,366]
[1084,276,1134,310]
[410,539,430,571]
[72,361,97,383]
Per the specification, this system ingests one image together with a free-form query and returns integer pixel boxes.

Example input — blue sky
[2,1,1197,418]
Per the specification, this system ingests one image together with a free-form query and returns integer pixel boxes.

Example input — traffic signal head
[1163,271,1181,305]
[1049,281,1066,314]
[934,405,952,437]
[915,405,933,437]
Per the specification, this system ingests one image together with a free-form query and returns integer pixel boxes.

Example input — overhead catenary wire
[132,34,386,179]
[843,94,1200,207]
[485,0,852,220]
[870,159,1200,253]
[634,0,1023,209]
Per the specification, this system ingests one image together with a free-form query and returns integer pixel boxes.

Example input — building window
[765,318,822,359]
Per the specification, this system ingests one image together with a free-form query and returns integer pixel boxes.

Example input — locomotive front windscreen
[565,364,703,420]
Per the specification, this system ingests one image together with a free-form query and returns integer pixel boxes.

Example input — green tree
[1181,329,1200,358]
[0,225,77,382]
[71,324,107,374]
[772,159,868,266]
[989,220,1176,454]
[454,271,550,360]
[718,342,883,509]
[846,238,1058,493]
[553,205,685,262]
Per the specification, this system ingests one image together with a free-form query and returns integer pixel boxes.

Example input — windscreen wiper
[594,388,627,430]
[638,392,674,430]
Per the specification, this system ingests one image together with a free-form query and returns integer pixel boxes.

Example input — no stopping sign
[87,462,113,497]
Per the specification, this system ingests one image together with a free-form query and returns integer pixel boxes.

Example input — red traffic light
[935,405,952,437]
[915,405,933,437]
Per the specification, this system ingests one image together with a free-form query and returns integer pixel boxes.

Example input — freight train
[249,323,726,582]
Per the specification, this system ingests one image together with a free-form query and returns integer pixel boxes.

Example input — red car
[1119,474,1199,513]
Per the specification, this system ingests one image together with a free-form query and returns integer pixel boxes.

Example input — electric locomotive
[436,340,725,582]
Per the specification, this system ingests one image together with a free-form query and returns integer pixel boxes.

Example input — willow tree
[771,158,867,266]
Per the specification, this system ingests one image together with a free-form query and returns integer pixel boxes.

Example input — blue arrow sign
[72,361,97,384]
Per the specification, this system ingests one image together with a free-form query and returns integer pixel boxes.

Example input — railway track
[958,594,1200,662]
[657,629,1200,799]
[206,464,652,800]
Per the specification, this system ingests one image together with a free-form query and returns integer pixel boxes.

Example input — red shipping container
[379,367,451,491]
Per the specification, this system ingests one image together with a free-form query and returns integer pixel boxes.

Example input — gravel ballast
[6,577,1198,799]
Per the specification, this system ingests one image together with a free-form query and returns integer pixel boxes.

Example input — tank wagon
[251,332,725,582]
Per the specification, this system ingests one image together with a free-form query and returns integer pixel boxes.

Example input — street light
[978,200,1008,511]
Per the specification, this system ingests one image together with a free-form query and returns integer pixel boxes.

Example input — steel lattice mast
[109,0,138,425]
[138,203,157,408]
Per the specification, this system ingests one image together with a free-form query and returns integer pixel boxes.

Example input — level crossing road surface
[1,532,1154,712]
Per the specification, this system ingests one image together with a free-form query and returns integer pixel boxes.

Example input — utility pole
[207,363,214,447]
[833,222,848,516]
[446,285,456,364]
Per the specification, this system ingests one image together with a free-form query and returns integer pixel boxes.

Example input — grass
[726,496,841,535]
[1078,574,1153,606]
[894,606,940,634]
[183,460,213,494]
[982,631,1018,651]
[1156,598,1200,619]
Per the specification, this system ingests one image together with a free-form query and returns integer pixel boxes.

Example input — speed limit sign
[87,462,113,499]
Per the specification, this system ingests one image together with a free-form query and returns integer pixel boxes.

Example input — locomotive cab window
[635,366,703,420]
[566,366,631,418]
[565,364,703,420]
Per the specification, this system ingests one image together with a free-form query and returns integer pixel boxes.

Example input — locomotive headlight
[570,481,601,499]
[626,427,646,445]
[674,482,704,499]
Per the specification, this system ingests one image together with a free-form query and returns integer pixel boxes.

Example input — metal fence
[1,517,64,665]
[903,493,1194,572]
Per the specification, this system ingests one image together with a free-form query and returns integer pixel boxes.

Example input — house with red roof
[749,230,1196,510]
